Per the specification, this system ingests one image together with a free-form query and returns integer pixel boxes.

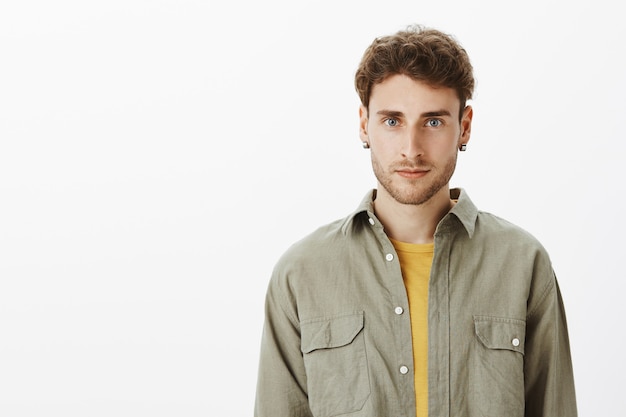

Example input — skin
[359,74,473,244]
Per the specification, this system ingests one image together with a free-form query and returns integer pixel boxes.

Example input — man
[255,25,577,417]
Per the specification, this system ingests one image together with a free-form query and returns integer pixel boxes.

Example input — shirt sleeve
[524,274,578,417]
[254,277,313,417]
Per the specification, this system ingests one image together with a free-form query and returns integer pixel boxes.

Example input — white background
[1,0,624,415]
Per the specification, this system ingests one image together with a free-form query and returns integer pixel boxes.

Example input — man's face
[359,74,472,206]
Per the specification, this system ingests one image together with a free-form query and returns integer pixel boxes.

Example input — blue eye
[427,119,442,127]
[384,118,398,127]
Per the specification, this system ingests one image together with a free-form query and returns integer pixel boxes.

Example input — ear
[459,105,473,146]
[359,105,369,143]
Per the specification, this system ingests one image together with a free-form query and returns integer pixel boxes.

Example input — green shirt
[255,188,577,417]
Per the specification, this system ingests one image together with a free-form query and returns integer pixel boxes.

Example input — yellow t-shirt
[390,238,433,417]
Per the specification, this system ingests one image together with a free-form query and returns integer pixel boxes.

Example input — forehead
[369,74,460,114]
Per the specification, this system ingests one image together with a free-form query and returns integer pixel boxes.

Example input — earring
[362,142,370,149]
[459,144,467,151]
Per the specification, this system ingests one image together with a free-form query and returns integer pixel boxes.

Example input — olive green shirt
[255,188,577,417]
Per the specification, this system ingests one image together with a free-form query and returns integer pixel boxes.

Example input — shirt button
[394,306,404,315]
[368,217,375,225]
[385,253,394,261]
[512,338,520,347]
[399,365,409,375]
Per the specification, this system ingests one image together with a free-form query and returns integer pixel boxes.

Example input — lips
[396,169,429,179]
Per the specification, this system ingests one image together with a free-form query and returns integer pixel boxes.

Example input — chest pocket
[300,312,370,417]
[474,315,525,354]
[471,316,526,416]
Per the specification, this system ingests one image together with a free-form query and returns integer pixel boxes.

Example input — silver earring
[362,142,370,149]
[459,144,467,151]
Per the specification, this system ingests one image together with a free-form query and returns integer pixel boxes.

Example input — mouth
[396,169,429,179]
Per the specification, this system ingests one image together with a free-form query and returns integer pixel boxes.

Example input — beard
[372,153,457,206]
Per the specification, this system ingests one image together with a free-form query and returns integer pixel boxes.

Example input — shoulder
[265,213,360,308]
[474,210,556,289]
[471,211,558,311]
[274,215,353,272]
[266,191,375,300]
[475,210,547,253]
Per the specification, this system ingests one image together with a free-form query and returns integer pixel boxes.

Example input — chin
[388,182,446,206]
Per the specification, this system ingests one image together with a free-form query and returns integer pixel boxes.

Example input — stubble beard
[372,154,457,206]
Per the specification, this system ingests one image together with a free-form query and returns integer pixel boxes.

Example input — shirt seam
[273,280,302,331]
[526,273,556,320]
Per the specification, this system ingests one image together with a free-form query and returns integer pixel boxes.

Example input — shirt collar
[445,188,478,238]
[342,188,478,238]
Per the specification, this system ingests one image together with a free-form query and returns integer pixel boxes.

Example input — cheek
[430,134,460,152]
[369,148,391,171]
[370,143,396,162]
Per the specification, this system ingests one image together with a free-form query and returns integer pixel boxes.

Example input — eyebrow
[375,109,452,118]
[375,110,404,119]
[421,109,452,118]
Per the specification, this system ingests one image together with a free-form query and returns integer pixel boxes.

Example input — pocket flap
[474,316,525,354]
[301,312,364,354]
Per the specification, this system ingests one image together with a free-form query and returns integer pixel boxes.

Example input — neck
[373,186,453,244]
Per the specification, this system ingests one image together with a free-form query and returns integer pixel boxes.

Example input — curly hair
[355,25,475,119]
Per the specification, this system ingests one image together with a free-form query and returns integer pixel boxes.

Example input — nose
[401,128,424,160]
